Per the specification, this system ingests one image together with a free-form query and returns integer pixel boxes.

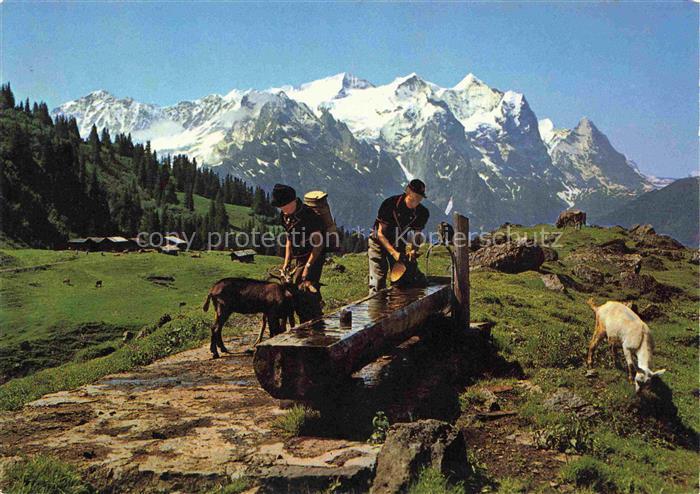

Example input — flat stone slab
[0,335,378,493]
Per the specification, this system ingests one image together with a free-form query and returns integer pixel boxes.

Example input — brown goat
[202,275,301,358]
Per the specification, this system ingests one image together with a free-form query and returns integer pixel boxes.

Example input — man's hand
[301,261,312,281]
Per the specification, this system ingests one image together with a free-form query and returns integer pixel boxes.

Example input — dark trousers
[292,253,324,323]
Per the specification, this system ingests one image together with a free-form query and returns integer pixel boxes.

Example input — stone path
[0,334,378,493]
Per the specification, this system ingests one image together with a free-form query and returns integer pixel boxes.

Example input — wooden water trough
[253,213,471,400]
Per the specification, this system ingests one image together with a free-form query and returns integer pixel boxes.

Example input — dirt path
[0,334,378,493]
[0,255,81,274]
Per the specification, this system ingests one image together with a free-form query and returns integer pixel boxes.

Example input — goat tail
[586,297,598,312]
[203,293,212,312]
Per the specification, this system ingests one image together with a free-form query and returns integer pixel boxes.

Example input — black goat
[202,268,311,358]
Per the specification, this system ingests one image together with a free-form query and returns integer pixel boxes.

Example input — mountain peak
[339,72,374,90]
[274,72,374,112]
[87,89,114,99]
[453,73,484,90]
[394,73,432,96]
[392,73,421,86]
[575,117,599,134]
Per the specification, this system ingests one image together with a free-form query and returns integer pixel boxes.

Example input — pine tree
[214,190,229,232]
[0,83,15,109]
[100,127,111,146]
[37,103,52,125]
[88,125,102,165]
[185,184,195,211]
[164,179,178,204]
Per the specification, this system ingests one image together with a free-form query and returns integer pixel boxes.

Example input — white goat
[586,298,666,392]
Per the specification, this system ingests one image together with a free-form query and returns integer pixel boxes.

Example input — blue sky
[2,1,698,177]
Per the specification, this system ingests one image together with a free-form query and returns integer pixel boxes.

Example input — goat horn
[267,267,283,279]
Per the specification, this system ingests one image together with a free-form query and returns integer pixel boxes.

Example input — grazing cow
[95,280,102,288]
[556,210,587,230]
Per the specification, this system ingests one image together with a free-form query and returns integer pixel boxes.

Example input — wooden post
[452,213,470,330]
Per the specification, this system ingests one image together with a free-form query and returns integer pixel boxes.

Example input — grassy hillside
[174,191,255,229]
[598,177,700,246]
[0,224,697,492]
[1,95,277,250]
[459,224,699,493]
[0,249,279,382]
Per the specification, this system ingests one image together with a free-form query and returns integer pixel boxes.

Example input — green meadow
[0,224,698,492]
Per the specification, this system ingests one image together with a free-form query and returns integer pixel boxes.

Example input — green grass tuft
[205,477,250,494]
[559,456,614,493]
[272,405,321,437]
[407,467,464,494]
[1,455,94,494]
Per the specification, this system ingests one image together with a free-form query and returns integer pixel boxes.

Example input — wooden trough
[253,213,470,400]
[253,278,452,400]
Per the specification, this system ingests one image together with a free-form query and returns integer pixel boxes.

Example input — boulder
[541,274,567,293]
[689,251,700,265]
[543,389,597,419]
[635,234,685,252]
[569,248,641,277]
[573,264,605,285]
[371,419,468,494]
[596,238,635,255]
[630,224,656,236]
[619,272,680,302]
[470,241,545,273]
[555,210,586,229]
[542,233,560,245]
[642,255,667,271]
[541,247,559,262]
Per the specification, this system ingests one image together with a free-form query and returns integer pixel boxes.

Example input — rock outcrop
[470,241,545,273]
[541,274,567,293]
[371,419,468,494]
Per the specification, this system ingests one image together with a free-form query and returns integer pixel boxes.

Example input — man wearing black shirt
[368,179,430,294]
[271,184,325,322]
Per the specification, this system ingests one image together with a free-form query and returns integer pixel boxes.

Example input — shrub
[368,411,390,444]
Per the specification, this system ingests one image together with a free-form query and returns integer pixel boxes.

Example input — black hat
[271,184,297,207]
[407,179,427,198]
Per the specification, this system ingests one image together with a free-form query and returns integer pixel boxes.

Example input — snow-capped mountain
[52,72,658,229]
[537,117,653,217]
